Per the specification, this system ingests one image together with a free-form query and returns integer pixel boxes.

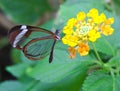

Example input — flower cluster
[62,8,114,58]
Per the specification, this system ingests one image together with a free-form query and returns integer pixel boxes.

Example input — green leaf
[55,0,105,27]
[106,15,120,48]
[106,56,120,67]
[31,72,85,91]
[27,60,90,82]
[94,14,120,56]
[0,37,8,49]
[113,0,120,15]
[115,76,120,90]
[10,49,21,63]
[89,12,120,57]
[0,81,24,91]
[0,0,51,24]
[55,3,90,29]
[64,0,105,7]
[26,42,94,83]
[92,36,116,56]
[40,19,54,31]
[27,60,91,91]
[82,71,120,91]
[6,63,30,78]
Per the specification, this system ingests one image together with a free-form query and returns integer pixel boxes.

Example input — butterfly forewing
[16,29,54,49]
[8,25,55,49]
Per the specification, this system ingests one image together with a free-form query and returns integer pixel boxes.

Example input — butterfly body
[8,25,60,63]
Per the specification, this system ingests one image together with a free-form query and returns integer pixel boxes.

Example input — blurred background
[0,0,120,87]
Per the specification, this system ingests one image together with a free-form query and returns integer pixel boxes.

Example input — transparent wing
[22,38,55,60]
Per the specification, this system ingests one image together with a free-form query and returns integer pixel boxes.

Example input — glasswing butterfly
[8,25,60,63]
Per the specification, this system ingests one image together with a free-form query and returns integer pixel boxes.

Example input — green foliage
[10,49,21,63]
[0,0,51,24]
[6,63,30,78]
[113,0,120,15]
[0,37,8,49]
[0,81,24,91]
[27,52,92,82]
[0,0,120,91]
[82,71,120,91]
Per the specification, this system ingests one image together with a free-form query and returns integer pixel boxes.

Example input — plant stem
[110,68,115,91]
[92,43,103,64]
[116,63,120,76]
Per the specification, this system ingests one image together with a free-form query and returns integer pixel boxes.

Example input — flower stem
[92,43,103,64]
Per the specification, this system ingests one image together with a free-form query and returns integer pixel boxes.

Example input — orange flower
[68,47,76,59]
[78,42,90,56]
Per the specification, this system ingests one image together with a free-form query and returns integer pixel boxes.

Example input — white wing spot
[20,25,27,30]
[13,25,28,47]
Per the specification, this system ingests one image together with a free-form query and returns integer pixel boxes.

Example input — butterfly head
[55,30,60,40]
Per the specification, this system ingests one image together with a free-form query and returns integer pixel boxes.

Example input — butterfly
[8,25,60,63]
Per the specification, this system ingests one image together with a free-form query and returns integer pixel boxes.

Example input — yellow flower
[63,25,73,34]
[67,18,77,26]
[100,13,106,22]
[104,18,114,25]
[101,25,114,36]
[62,8,114,58]
[62,35,78,47]
[77,12,86,21]
[87,8,98,18]
[88,30,101,42]
[92,13,106,24]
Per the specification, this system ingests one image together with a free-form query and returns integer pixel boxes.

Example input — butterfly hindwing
[23,38,55,60]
